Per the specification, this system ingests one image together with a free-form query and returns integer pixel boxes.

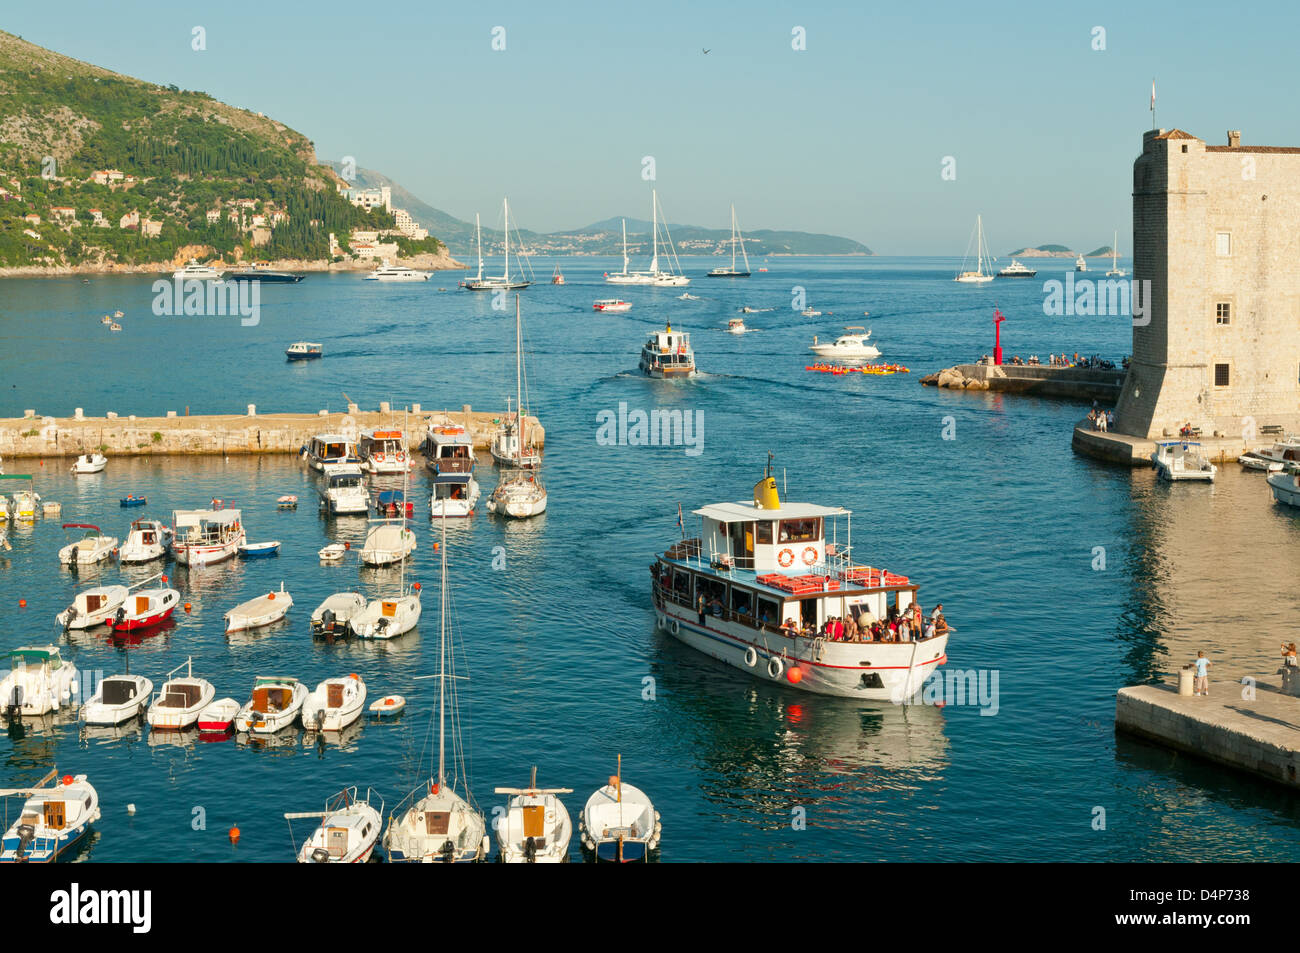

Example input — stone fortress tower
[1114,128,1300,440]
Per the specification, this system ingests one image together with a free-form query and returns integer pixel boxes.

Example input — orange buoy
[161,575,168,583]
[786,667,804,684]
[412,582,422,591]
[184,602,192,613]
[343,542,351,550]
[433,542,439,551]
[229,825,240,843]
[62,775,73,785]
[18,599,26,608]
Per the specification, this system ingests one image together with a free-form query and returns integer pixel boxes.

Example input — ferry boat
[808,327,881,363]
[171,506,245,566]
[303,434,359,471]
[0,771,100,863]
[172,259,223,281]
[1151,441,1216,482]
[0,646,80,718]
[318,464,369,515]
[649,460,951,699]
[996,259,1037,278]
[285,342,322,361]
[593,299,632,312]
[639,322,696,378]
[364,259,431,281]
[359,429,409,474]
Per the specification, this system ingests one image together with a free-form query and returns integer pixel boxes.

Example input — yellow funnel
[753,473,781,510]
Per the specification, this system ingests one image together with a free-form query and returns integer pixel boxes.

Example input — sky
[7,0,1300,253]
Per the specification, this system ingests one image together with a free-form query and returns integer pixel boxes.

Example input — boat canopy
[694,500,847,523]
[9,646,60,666]
[174,508,241,525]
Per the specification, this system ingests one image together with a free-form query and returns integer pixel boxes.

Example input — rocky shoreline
[0,249,465,278]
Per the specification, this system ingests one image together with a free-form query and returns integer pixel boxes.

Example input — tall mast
[503,198,510,283]
[1113,230,1119,270]
[437,513,447,786]
[515,294,524,449]
[738,207,750,273]
[650,189,659,275]
[474,213,483,281]
[730,205,737,271]
[621,219,629,276]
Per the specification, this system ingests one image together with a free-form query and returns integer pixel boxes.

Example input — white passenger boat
[360,523,416,566]
[359,429,410,475]
[1267,471,1300,508]
[809,327,880,362]
[119,518,171,563]
[0,770,100,863]
[460,201,532,291]
[1075,254,1088,272]
[56,584,128,630]
[146,657,216,730]
[495,767,574,863]
[364,259,431,281]
[639,321,696,378]
[0,646,80,718]
[173,259,223,281]
[490,298,544,468]
[70,453,107,474]
[593,299,632,312]
[954,215,995,283]
[302,674,367,732]
[486,470,547,519]
[311,592,368,638]
[287,787,383,863]
[578,758,661,863]
[58,523,118,566]
[82,674,153,726]
[1151,441,1217,482]
[318,464,369,515]
[172,506,245,566]
[651,457,951,699]
[234,676,307,733]
[303,434,359,471]
[224,583,294,633]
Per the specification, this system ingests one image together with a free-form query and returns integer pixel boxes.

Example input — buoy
[127,803,136,815]
[787,667,804,684]
[161,575,168,583]
[343,542,351,550]
[184,602,192,613]
[229,825,240,843]
[433,542,439,551]
[62,775,73,785]
[412,582,422,591]
[18,599,26,608]
[267,592,275,600]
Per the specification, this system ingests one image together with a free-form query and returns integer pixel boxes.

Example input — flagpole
[1150,78,1156,131]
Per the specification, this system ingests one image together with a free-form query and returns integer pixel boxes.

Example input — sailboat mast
[503,198,511,283]
[622,219,629,275]
[515,294,524,449]
[730,205,737,271]
[1113,230,1119,270]
[437,515,447,786]
[650,189,659,274]
[976,215,984,275]
[475,213,483,281]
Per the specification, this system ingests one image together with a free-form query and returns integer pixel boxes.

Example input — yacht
[172,259,223,281]
[364,259,431,282]
[1106,231,1127,277]
[954,215,995,283]
[604,219,654,285]
[285,342,322,361]
[286,787,382,863]
[486,469,546,519]
[227,269,304,283]
[461,201,532,291]
[1075,254,1088,272]
[706,204,751,277]
[318,464,369,515]
[551,264,565,285]
[1151,441,1216,482]
[996,259,1037,278]
[808,327,880,363]
[490,298,544,468]
[604,191,690,286]
[639,322,696,378]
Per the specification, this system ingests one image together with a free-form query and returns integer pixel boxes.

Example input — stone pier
[922,363,1126,401]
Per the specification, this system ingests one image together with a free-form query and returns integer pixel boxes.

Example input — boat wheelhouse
[639,322,695,378]
[171,507,244,566]
[650,461,950,699]
[319,464,369,515]
[359,429,409,475]
[303,434,359,471]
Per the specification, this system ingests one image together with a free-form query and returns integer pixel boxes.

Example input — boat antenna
[765,450,773,479]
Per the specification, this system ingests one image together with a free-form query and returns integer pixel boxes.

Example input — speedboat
[319,464,369,516]
[728,317,748,334]
[146,658,216,730]
[311,592,368,638]
[197,698,240,734]
[233,676,306,733]
[495,768,574,863]
[430,475,481,518]
[302,674,367,732]
[56,584,128,630]
[486,470,547,519]
[1239,436,1300,473]
[58,524,118,566]
[11,488,41,521]
[171,506,245,566]
[224,584,293,633]
[360,523,416,566]
[363,259,431,281]
[350,590,422,640]
[593,299,632,312]
[285,342,322,361]
[808,327,881,363]
[119,519,171,563]
[70,453,107,474]
[578,762,661,863]
[303,434,359,471]
[997,259,1038,278]
[0,646,79,717]
[359,429,410,475]
[1151,441,1217,482]
[173,259,223,281]
[0,771,100,863]
[107,587,181,632]
[639,322,696,378]
[287,788,383,863]
[82,675,153,726]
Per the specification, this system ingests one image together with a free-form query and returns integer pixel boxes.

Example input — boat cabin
[251,678,297,714]
[173,508,242,545]
[426,425,475,474]
[100,677,142,706]
[306,434,357,467]
[360,429,406,460]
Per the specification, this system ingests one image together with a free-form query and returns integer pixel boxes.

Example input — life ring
[670,618,680,636]
[767,656,784,679]
[802,546,818,566]
[396,451,406,463]
[373,452,385,462]
[777,548,795,568]
[744,646,758,667]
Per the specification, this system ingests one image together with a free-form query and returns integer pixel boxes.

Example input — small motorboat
[277,495,299,509]
[319,543,347,562]
[224,584,293,633]
[376,490,415,519]
[109,322,122,332]
[1239,452,1284,473]
[727,317,749,334]
[350,590,422,640]
[82,674,153,726]
[70,453,107,474]
[234,676,307,733]
[285,342,323,361]
[360,523,416,566]
[311,592,367,638]
[0,646,80,718]
[302,674,367,732]
[58,524,118,566]
[801,309,822,317]
[107,587,181,632]
[369,695,406,718]
[1151,441,1217,482]
[286,788,383,863]
[578,759,661,863]
[0,771,100,863]
[238,540,281,559]
[113,310,124,317]
[197,697,240,733]
[495,767,574,864]
[146,658,216,731]
[119,519,171,563]
[42,501,62,517]
[119,494,147,508]
[11,488,41,521]
[1268,471,1300,508]
[593,299,632,312]
[56,584,128,630]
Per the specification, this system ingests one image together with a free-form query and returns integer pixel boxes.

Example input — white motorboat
[303,434,359,471]
[11,486,41,521]
[495,767,574,863]
[1268,471,1300,508]
[460,201,532,290]
[487,470,547,519]
[224,583,294,633]
[319,543,347,562]
[106,587,181,633]
[311,592,368,638]
[1238,436,1300,473]
[1151,441,1217,482]
[360,523,416,566]
[593,299,632,312]
[350,591,422,640]
[197,698,239,733]
[578,759,661,863]
[173,259,223,280]
[302,673,367,732]
[1075,254,1088,272]
[640,321,696,378]
[954,215,995,283]
[0,646,80,718]
[705,204,751,277]
[997,259,1038,278]
[490,297,544,467]
[234,676,307,733]
[358,429,410,475]
[172,506,245,566]
[70,453,107,474]
[56,584,128,630]
[285,341,322,360]
[82,674,153,726]
[809,327,881,362]
[146,658,216,730]
[1238,452,1285,473]
[431,475,481,519]
[119,518,171,563]
[287,787,383,863]
[0,770,100,863]
[364,259,431,281]
[58,523,118,566]
[319,464,369,515]
[728,317,748,334]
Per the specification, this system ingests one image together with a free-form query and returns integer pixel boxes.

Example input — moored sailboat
[706,204,751,277]
[954,215,995,283]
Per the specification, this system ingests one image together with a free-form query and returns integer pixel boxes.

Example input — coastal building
[119,210,139,230]
[1112,128,1300,440]
[51,206,76,222]
[22,228,40,239]
[23,213,39,225]
[205,209,222,224]
[90,169,124,185]
[141,218,162,237]
[89,209,108,228]
[393,208,428,240]
[347,186,391,212]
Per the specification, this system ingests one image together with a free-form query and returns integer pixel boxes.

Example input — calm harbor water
[2,256,1299,862]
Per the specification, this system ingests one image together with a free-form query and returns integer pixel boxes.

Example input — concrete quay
[1115,680,1300,790]
[922,363,1126,402]
[0,405,544,459]
[1072,423,1252,467]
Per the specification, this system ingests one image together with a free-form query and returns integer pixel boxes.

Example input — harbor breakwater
[921,363,1126,401]
[0,405,543,458]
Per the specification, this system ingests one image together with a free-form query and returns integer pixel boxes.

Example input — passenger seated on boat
[1283,643,1298,667]
[782,618,797,634]
[708,597,724,616]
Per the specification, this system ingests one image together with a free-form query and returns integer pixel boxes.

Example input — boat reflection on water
[82,721,144,746]
[146,726,199,750]
[302,717,364,754]
[237,726,303,752]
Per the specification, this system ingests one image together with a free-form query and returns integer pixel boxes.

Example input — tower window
[1215,363,1230,387]
[1216,232,1232,257]
[1216,303,1231,325]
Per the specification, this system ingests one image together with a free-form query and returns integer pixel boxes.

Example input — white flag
[1150,80,1156,109]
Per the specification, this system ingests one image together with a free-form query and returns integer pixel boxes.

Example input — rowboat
[495,767,573,863]
[286,788,383,863]
[0,771,100,863]
[145,658,215,731]
[310,592,367,638]
[82,675,153,726]
[277,495,299,508]
[119,495,147,507]
[233,676,306,733]
[106,587,180,632]
[302,674,367,732]
[578,758,661,863]
[369,695,406,718]
[224,583,293,633]
[58,523,118,566]
[197,697,240,733]
[238,540,281,558]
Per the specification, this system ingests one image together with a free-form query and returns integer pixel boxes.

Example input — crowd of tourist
[976,352,1122,370]
[1088,408,1115,432]
[780,603,948,643]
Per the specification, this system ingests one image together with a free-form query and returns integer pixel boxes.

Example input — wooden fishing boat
[578,757,661,863]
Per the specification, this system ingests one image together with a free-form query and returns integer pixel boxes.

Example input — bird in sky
[702,48,710,54]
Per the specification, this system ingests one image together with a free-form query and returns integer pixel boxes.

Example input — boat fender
[744,646,759,667]
[670,618,680,636]
[767,656,784,679]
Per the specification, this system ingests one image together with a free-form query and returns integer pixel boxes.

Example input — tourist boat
[1106,231,1127,277]
[490,301,544,467]
[287,787,383,863]
[705,204,751,277]
[954,215,995,283]
[319,464,369,515]
[224,584,294,633]
[277,495,298,508]
[228,269,304,283]
[1238,436,1300,473]
[494,767,574,863]
[1268,471,1300,507]
[319,542,347,561]
[233,676,307,733]
[106,586,181,632]
[172,259,223,281]
[431,474,481,518]
[70,453,107,474]
[82,674,153,726]
[119,519,171,563]
[58,524,118,566]
[551,263,565,285]
[1075,254,1088,272]
[375,490,414,518]
[425,423,476,476]
[364,259,431,281]
[238,540,281,558]
[285,341,322,360]
[311,592,368,638]
[1151,441,1217,482]
[593,299,632,312]
[369,695,406,718]
[146,658,216,730]
[639,321,696,378]
[172,506,244,566]
[359,429,410,475]
[0,646,80,718]
[650,457,951,699]
[808,327,881,363]
[996,259,1037,278]
[0,771,100,863]
[119,494,147,507]
[460,202,532,291]
[303,434,359,471]
[728,317,749,334]
[360,523,416,566]
[487,470,547,519]
[578,757,661,863]
[302,674,367,732]
[198,698,239,733]
[57,583,128,630]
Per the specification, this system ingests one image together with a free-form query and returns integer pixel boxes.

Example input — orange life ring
[396,451,406,462]
[373,451,385,462]
[777,548,795,568]
[802,546,818,566]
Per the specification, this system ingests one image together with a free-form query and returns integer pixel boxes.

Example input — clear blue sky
[8,0,1299,253]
